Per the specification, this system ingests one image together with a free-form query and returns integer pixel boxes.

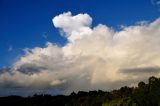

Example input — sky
[0,0,160,96]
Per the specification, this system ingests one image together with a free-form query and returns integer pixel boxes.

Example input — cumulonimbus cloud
[0,12,160,96]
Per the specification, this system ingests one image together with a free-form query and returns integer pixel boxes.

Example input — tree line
[1,76,160,106]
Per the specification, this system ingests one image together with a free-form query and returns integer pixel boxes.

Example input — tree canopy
[1,76,160,106]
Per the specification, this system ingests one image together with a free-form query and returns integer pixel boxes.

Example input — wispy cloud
[8,45,13,52]
[42,32,48,39]
[151,0,160,5]
[151,0,160,11]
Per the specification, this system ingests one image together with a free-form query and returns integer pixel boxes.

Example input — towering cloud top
[0,12,160,96]
[53,12,93,42]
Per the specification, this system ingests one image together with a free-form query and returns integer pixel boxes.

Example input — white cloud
[52,12,92,43]
[0,12,160,95]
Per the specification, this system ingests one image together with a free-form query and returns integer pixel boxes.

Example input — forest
[0,76,160,106]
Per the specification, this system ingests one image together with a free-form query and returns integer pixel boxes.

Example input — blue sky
[0,0,159,67]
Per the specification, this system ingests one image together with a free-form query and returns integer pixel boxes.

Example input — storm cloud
[0,12,160,96]
[121,67,160,74]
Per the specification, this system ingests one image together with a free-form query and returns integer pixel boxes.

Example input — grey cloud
[16,63,47,75]
[120,67,160,75]
[0,68,11,74]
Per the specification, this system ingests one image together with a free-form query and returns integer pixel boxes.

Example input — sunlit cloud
[0,12,160,96]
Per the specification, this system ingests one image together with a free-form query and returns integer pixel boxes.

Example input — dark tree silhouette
[1,76,160,106]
